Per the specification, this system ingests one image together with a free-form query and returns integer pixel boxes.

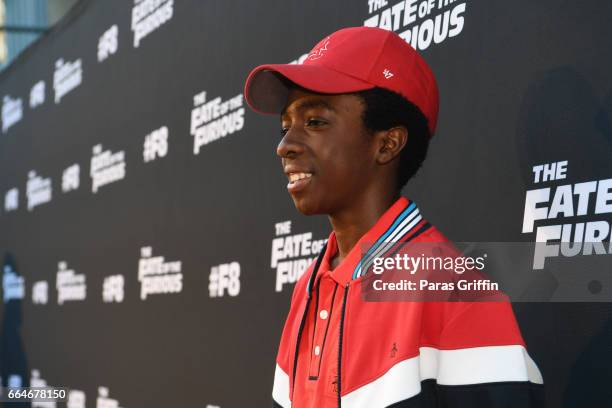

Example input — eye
[280,127,289,136]
[306,118,326,127]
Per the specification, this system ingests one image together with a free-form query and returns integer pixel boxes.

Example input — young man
[244,27,543,408]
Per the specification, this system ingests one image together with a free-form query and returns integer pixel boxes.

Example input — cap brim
[244,64,374,115]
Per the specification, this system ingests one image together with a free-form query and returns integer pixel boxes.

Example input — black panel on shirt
[386,379,545,408]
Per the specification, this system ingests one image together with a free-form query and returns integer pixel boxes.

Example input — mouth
[286,172,313,193]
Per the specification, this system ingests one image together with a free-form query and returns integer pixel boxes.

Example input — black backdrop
[0,1,611,407]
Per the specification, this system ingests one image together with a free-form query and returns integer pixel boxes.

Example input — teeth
[288,172,312,183]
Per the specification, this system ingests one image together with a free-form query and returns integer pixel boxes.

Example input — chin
[291,195,325,216]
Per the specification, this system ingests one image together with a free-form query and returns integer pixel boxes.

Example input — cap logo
[307,37,330,61]
[383,69,394,79]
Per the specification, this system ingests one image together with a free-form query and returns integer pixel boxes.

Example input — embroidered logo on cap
[307,37,330,61]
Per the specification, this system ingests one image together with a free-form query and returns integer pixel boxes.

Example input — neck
[328,188,400,268]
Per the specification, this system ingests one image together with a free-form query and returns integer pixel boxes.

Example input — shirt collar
[316,196,429,286]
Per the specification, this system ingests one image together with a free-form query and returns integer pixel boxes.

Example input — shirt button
[319,310,329,320]
[314,346,321,356]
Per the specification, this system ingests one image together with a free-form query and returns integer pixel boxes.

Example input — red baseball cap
[244,26,439,135]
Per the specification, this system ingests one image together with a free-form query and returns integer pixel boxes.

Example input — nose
[276,128,305,159]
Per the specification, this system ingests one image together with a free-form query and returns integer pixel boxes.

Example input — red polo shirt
[292,197,430,407]
[274,197,543,408]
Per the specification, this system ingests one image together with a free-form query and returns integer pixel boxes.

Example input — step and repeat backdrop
[0,0,611,407]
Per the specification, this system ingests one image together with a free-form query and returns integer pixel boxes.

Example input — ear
[375,126,408,165]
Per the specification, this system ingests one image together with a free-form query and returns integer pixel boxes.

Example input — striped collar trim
[308,197,432,288]
[352,200,424,279]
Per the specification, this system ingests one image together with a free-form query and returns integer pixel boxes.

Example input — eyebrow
[281,98,336,119]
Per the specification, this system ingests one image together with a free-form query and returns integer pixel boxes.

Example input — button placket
[308,276,337,379]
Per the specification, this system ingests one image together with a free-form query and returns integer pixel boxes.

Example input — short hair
[352,87,431,189]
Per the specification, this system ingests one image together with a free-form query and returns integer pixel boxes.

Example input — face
[278,88,380,215]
